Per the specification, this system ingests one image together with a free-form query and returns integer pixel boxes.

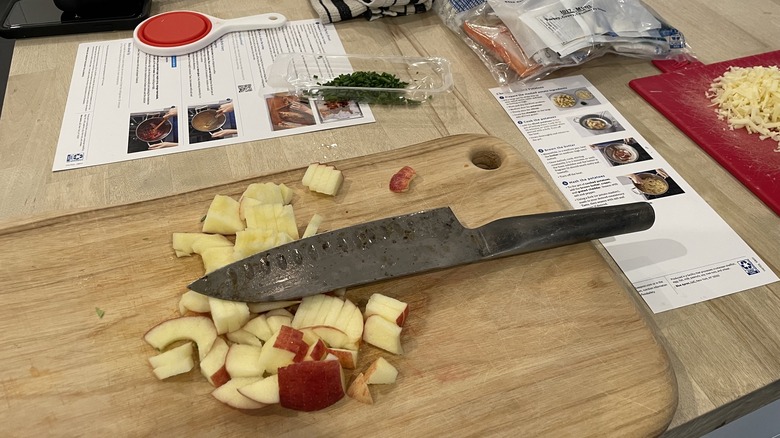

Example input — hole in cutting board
[470,150,503,170]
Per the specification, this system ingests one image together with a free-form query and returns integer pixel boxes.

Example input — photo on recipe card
[127,107,179,153]
[590,137,653,167]
[187,99,238,143]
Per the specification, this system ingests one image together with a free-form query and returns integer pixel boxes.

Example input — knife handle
[477,202,655,258]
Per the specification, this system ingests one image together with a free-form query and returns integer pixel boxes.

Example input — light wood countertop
[1,1,778,436]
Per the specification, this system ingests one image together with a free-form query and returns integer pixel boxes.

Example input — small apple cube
[346,372,373,405]
[190,234,233,255]
[238,374,280,405]
[172,232,215,257]
[257,330,296,375]
[273,325,305,354]
[148,342,195,380]
[364,293,410,327]
[326,348,358,369]
[178,290,211,315]
[143,316,217,361]
[364,357,398,384]
[278,360,345,411]
[279,183,293,204]
[302,163,343,196]
[241,182,285,204]
[225,344,264,378]
[242,315,273,341]
[225,329,263,347]
[200,246,239,274]
[212,377,265,410]
[202,194,244,235]
[363,315,403,354]
[234,228,276,258]
[208,297,250,335]
[266,314,293,334]
[307,339,329,362]
[200,337,230,387]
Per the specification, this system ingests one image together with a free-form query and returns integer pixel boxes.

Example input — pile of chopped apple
[143,178,410,412]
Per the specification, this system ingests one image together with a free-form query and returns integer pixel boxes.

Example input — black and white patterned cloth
[310,0,434,23]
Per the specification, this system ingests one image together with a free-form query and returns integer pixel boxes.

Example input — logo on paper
[738,259,759,275]
[66,153,84,162]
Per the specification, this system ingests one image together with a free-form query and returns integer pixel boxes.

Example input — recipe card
[53,19,374,171]
[492,76,778,313]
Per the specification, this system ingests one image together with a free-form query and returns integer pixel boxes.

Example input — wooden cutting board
[0,134,676,436]
[629,50,780,216]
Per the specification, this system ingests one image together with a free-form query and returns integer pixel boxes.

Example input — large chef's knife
[188,202,654,302]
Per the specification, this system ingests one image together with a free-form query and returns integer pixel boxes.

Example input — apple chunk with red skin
[278,360,345,411]
[200,337,230,387]
[364,293,410,327]
[212,377,265,410]
[143,316,217,361]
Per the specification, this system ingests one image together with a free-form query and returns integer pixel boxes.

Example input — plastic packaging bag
[435,0,696,87]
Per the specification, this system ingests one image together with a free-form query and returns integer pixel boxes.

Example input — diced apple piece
[190,234,233,255]
[178,290,211,315]
[315,296,343,328]
[208,297,250,335]
[238,196,262,221]
[247,300,300,314]
[234,228,276,258]
[200,337,230,387]
[242,314,273,341]
[241,182,284,204]
[172,232,210,257]
[278,360,345,411]
[257,330,296,374]
[211,377,265,409]
[279,183,293,204]
[364,357,398,384]
[244,203,277,231]
[266,315,293,334]
[302,214,323,238]
[266,308,295,318]
[307,339,329,361]
[273,325,305,354]
[291,294,327,328]
[347,372,373,405]
[143,316,217,361]
[302,326,349,349]
[202,194,244,235]
[322,298,346,327]
[363,315,403,354]
[342,306,364,348]
[319,168,344,196]
[200,246,239,274]
[301,163,319,187]
[364,293,410,327]
[226,329,263,347]
[326,348,358,369]
[275,204,299,239]
[148,342,195,380]
[225,344,264,378]
[302,163,344,196]
[238,374,280,404]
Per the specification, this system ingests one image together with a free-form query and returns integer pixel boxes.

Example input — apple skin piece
[202,194,245,235]
[200,337,230,387]
[389,166,416,193]
[178,290,211,315]
[364,293,410,327]
[148,342,195,380]
[242,314,274,341]
[326,348,358,369]
[363,315,403,354]
[225,344,265,378]
[212,377,266,410]
[364,357,398,384]
[306,339,329,361]
[143,316,217,361]
[278,360,346,412]
[225,329,263,347]
[238,374,281,405]
[347,372,373,405]
[273,325,305,354]
[247,300,300,314]
[208,297,251,335]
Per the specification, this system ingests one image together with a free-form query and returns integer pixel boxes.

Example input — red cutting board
[629,50,780,216]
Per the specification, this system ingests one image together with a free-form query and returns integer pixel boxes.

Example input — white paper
[53,20,374,171]
[492,76,778,313]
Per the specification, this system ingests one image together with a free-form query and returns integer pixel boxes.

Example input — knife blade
[188,201,654,302]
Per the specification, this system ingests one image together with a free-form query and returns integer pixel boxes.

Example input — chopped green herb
[200,214,207,223]
[309,71,422,105]
[96,307,105,319]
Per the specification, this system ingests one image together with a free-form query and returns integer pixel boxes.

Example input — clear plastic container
[268,53,454,105]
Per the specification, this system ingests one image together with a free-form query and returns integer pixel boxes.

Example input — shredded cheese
[706,65,780,151]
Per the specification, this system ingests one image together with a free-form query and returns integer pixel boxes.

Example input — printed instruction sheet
[492,76,778,313]
[54,19,374,171]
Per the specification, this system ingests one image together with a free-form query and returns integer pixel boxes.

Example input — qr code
[238,84,252,93]
[738,259,760,275]
[66,153,84,162]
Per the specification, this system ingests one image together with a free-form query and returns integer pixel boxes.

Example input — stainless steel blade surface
[188,202,654,302]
